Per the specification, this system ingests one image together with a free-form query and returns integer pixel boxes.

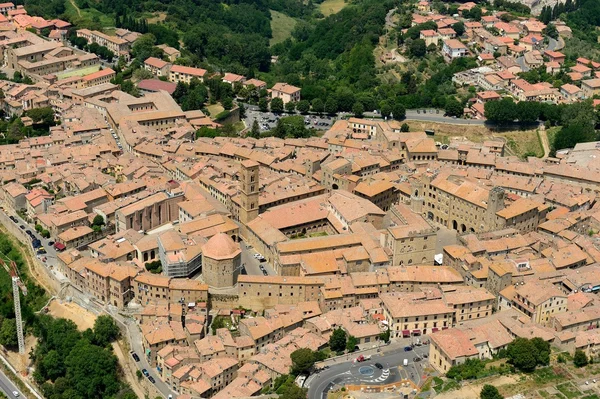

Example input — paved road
[307,343,431,399]
[240,242,276,276]
[0,369,25,398]
[113,313,177,398]
[8,211,58,265]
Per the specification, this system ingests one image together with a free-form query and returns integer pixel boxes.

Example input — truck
[355,354,371,362]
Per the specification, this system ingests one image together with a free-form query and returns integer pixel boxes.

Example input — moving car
[375,363,383,369]
[403,346,413,352]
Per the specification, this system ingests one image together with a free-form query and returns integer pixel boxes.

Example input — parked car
[262,269,268,276]
[142,369,149,377]
[403,346,413,352]
[19,225,25,230]
[48,241,55,246]
[131,352,140,362]
[148,376,155,383]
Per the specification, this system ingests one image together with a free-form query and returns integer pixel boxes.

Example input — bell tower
[239,160,259,226]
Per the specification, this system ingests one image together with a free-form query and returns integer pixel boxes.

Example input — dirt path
[69,0,82,17]
[538,128,551,158]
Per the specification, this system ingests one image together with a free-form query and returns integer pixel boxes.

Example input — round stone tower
[201,233,242,288]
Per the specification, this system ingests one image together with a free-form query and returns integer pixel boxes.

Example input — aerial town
[0,0,598,398]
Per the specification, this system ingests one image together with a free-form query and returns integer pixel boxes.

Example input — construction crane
[0,258,26,354]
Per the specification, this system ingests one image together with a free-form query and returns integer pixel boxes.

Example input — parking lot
[244,108,335,132]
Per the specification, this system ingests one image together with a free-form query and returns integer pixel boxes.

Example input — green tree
[453,21,466,37]
[285,101,297,113]
[352,102,364,117]
[379,327,391,343]
[249,120,261,139]
[530,337,550,366]
[271,97,284,113]
[311,98,325,114]
[574,350,589,367]
[480,384,503,399]
[92,215,105,227]
[25,107,55,126]
[392,103,406,120]
[296,100,310,114]
[380,103,392,119]
[346,335,358,352]
[409,39,427,57]
[507,338,538,372]
[211,317,226,335]
[290,348,315,375]
[273,116,311,138]
[325,97,338,115]
[222,98,234,110]
[64,340,121,398]
[329,327,347,353]
[400,123,410,132]
[40,350,65,382]
[445,98,463,117]
[0,318,17,348]
[259,97,269,112]
[93,315,120,347]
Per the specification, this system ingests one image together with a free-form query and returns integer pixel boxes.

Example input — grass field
[319,0,348,16]
[64,0,114,29]
[270,10,297,46]
[56,65,101,79]
[206,104,224,117]
[400,120,544,159]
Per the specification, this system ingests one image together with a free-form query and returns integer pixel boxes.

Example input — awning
[412,329,421,335]
[431,328,439,333]
[402,329,411,337]
[54,242,66,251]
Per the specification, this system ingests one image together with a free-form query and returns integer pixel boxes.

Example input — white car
[12,392,19,397]
[253,254,262,259]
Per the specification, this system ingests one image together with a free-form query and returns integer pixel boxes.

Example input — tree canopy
[329,327,347,353]
[480,384,503,399]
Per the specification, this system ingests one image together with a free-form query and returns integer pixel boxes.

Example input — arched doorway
[332,183,339,190]
[452,220,458,230]
[460,224,466,233]
[427,211,434,220]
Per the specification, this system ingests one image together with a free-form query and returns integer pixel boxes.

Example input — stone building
[239,160,259,237]
[201,233,241,288]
